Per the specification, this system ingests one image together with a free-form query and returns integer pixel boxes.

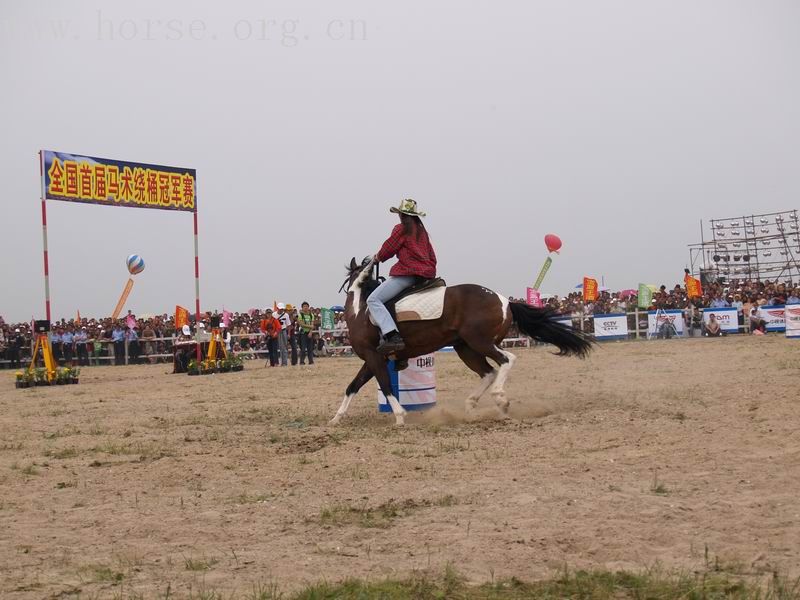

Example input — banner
[702,307,739,333]
[593,313,628,340]
[685,274,703,299]
[638,283,653,309]
[785,305,800,338]
[320,308,335,330]
[175,305,190,330]
[583,277,598,302]
[532,256,553,290]
[757,306,785,332]
[647,310,685,337]
[42,150,196,212]
[111,278,134,320]
[526,287,542,307]
[126,314,137,330]
[222,309,232,328]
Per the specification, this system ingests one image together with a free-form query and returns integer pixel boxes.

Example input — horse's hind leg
[488,346,516,415]
[461,338,516,417]
[330,362,373,425]
[453,341,496,414]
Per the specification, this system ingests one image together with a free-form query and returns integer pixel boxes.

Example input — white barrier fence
[2,305,795,368]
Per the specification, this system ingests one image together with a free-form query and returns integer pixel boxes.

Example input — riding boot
[377,331,405,355]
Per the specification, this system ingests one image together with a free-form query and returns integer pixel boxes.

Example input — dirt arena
[1,335,798,598]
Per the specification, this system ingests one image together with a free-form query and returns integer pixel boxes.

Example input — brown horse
[330,257,593,425]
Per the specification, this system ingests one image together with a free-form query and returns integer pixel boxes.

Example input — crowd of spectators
[3,278,796,367]
[0,303,353,369]
[510,278,798,337]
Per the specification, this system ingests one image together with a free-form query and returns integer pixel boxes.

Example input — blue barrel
[377,353,436,412]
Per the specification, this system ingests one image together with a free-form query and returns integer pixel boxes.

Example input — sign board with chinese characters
[756,306,785,332]
[320,308,335,330]
[785,305,800,339]
[42,150,196,212]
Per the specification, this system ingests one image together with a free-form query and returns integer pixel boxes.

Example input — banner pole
[39,151,52,322]
[194,209,201,364]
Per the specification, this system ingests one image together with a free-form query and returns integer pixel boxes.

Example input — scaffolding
[688,209,800,285]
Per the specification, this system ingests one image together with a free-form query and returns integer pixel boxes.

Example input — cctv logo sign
[593,314,628,340]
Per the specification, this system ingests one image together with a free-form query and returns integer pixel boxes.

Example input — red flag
[175,305,190,329]
[583,277,598,302]
[684,273,703,298]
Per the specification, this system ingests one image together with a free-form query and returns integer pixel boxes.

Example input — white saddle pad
[369,286,446,324]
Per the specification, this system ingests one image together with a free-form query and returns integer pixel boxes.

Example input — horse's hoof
[329,415,342,426]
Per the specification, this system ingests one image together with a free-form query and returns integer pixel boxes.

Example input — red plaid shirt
[377,224,437,278]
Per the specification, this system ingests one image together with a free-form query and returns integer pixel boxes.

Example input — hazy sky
[1,1,798,322]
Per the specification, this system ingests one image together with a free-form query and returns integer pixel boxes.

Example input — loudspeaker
[35,319,51,333]
[210,315,221,329]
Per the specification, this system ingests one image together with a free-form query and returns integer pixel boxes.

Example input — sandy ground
[1,335,799,598]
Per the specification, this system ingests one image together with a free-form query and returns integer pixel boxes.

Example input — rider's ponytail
[401,214,425,241]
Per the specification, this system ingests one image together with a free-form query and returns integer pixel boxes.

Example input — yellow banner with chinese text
[42,150,196,212]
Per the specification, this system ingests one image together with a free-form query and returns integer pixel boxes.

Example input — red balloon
[544,234,562,253]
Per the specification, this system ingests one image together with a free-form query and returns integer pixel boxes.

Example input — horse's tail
[508,302,594,358]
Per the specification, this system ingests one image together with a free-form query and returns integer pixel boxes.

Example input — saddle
[365,277,447,323]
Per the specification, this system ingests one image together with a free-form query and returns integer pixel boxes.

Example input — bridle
[339,257,378,294]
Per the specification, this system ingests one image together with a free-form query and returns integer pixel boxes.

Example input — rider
[368,198,437,355]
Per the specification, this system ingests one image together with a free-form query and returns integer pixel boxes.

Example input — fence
[0,305,791,368]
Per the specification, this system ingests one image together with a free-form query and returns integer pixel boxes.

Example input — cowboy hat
[390,198,426,217]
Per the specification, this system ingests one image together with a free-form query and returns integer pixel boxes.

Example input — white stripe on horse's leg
[466,369,497,412]
[385,394,407,426]
[489,349,517,415]
[330,393,355,425]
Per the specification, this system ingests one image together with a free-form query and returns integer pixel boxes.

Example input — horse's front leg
[330,362,373,425]
[363,350,407,426]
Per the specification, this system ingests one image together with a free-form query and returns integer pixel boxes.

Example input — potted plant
[23,369,35,388]
[55,368,66,385]
[34,368,48,386]
[231,355,244,372]
[70,367,80,384]
[187,358,199,376]
[219,357,232,373]
[15,371,24,389]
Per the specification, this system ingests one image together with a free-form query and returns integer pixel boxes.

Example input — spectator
[704,313,722,337]
[260,308,281,367]
[275,303,290,367]
[74,326,89,366]
[297,301,315,365]
[112,323,125,365]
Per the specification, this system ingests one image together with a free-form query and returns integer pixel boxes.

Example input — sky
[1,0,799,322]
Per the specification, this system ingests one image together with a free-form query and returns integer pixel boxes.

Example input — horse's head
[339,256,375,294]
